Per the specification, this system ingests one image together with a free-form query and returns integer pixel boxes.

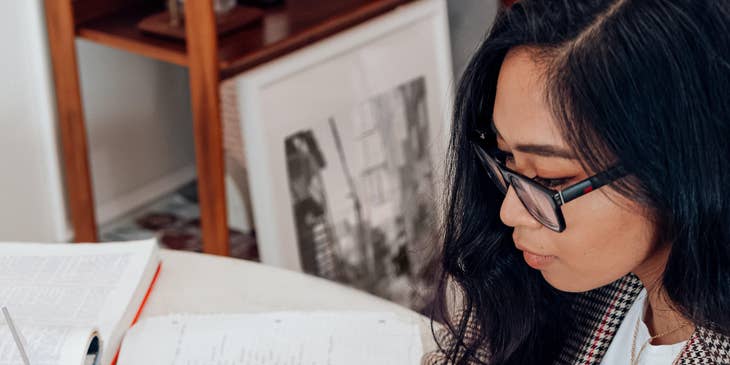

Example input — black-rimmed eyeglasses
[470,130,626,232]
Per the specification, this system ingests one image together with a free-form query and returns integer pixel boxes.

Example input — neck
[633,243,695,345]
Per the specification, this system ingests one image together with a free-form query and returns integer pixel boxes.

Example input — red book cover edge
[110,261,163,365]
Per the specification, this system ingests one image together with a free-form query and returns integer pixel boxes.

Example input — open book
[118,312,423,365]
[0,238,160,365]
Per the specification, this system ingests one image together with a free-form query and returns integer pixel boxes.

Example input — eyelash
[497,150,572,189]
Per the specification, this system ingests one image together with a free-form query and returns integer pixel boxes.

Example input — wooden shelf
[56,0,413,254]
[76,0,409,78]
[77,5,188,66]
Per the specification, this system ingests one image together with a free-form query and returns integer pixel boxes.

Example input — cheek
[540,192,655,292]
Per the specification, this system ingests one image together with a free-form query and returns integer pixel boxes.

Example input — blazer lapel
[556,273,730,365]
[554,274,644,365]
[678,326,730,364]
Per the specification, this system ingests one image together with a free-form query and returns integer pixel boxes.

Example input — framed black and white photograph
[225,0,453,311]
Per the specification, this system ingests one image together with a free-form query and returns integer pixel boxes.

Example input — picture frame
[224,0,453,310]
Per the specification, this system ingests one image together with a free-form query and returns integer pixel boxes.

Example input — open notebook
[118,312,423,365]
[0,238,160,365]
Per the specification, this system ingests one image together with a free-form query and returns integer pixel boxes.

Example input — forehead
[492,47,565,148]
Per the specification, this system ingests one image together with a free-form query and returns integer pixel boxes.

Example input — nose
[499,185,542,229]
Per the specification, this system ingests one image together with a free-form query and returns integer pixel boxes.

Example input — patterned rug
[100,181,259,261]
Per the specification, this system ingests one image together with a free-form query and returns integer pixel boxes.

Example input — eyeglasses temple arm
[555,179,597,206]
[553,167,625,206]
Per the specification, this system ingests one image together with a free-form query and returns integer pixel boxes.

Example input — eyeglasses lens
[510,177,561,231]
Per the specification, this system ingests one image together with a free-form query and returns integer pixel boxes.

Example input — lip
[515,244,556,269]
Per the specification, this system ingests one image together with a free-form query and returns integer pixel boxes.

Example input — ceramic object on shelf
[174,0,237,16]
[138,2,264,41]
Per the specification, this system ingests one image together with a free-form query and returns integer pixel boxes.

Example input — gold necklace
[630,316,691,365]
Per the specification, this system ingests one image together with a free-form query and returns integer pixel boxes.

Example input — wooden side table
[44,0,410,255]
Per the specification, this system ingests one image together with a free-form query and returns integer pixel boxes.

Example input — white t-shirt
[599,288,687,364]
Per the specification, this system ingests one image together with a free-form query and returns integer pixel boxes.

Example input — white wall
[0,1,196,242]
[77,41,196,225]
[0,0,68,241]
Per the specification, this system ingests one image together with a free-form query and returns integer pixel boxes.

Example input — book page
[118,312,423,365]
[0,324,94,365]
[0,239,159,365]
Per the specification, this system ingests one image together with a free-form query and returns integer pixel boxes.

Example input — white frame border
[234,0,454,269]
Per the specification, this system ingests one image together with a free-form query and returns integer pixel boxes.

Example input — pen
[2,306,31,365]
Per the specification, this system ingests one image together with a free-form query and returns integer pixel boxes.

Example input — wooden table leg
[44,0,98,242]
[185,0,230,255]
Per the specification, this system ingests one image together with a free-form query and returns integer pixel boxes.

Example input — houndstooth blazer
[422,274,730,364]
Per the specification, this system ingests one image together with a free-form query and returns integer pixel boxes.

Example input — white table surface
[139,249,439,353]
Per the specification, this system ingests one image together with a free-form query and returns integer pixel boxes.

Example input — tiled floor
[100,182,259,261]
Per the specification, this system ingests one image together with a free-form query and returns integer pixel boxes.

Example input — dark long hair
[432,1,730,364]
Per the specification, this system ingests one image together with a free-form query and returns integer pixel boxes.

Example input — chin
[539,270,620,293]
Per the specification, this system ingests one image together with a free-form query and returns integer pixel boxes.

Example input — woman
[424,1,729,364]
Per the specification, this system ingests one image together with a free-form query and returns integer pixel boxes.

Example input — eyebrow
[490,120,578,160]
